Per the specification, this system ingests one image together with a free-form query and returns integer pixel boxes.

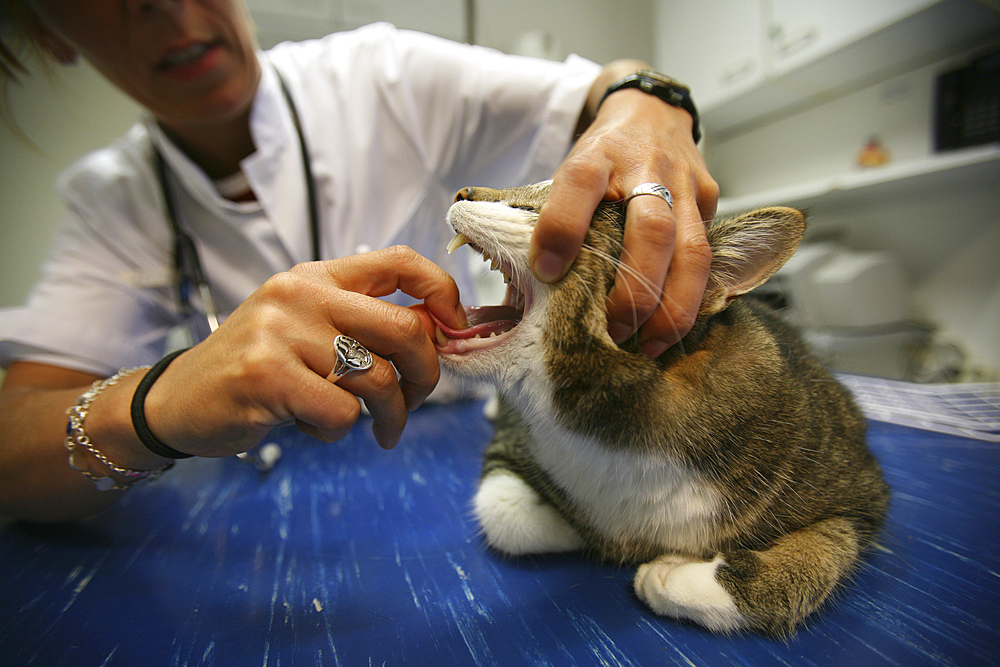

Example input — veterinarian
[0,0,718,522]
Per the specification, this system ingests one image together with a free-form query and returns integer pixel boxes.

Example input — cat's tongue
[437,306,520,340]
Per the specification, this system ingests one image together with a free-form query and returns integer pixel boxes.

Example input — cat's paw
[482,392,501,421]
[634,553,746,634]
[473,470,584,556]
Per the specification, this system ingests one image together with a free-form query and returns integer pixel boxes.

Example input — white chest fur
[511,374,721,556]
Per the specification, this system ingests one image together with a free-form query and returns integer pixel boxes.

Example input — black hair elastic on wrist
[130,348,194,459]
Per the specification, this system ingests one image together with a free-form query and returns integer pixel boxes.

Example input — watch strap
[598,69,702,144]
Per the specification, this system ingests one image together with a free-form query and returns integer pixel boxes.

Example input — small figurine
[858,135,890,168]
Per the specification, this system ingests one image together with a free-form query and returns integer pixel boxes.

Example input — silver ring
[624,183,673,209]
[332,335,374,377]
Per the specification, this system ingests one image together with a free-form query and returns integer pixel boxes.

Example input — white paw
[634,554,745,634]
[473,470,584,556]
[482,392,501,420]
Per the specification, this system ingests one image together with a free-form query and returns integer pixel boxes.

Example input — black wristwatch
[598,69,702,144]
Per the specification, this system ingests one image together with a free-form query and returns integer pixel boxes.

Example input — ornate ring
[332,335,374,377]
[624,182,673,209]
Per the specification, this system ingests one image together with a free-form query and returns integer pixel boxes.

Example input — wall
[247,0,654,66]
[1,59,142,310]
[473,0,654,66]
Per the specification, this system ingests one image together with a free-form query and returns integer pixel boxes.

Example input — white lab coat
[0,24,600,375]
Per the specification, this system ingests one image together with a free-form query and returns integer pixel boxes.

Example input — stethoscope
[151,66,320,471]
[152,65,321,345]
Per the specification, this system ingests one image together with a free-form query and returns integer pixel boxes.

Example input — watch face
[638,69,689,91]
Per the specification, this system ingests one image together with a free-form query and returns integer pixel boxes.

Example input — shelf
[702,0,1000,140]
[717,143,1000,215]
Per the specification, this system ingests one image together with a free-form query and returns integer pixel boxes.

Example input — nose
[454,187,474,203]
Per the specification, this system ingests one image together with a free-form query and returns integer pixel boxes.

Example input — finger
[281,369,364,443]
[531,156,609,283]
[635,204,712,357]
[289,328,410,449]
[697,185,719,223]
[407,303,437,343]
[324,292,441,410]
[605,194,676,343]
[695,171,721,223]
[331,357,408,450]
[263,272,441,409]
[297,246,467,330]
[295,418,361,442]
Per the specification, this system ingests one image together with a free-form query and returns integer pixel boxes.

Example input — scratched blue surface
[2,400,998,667]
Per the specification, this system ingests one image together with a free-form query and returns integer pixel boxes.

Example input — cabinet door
[766,0,935,75]
[655,0,764,110]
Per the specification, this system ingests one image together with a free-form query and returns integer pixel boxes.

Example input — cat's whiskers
[577,243,689,355]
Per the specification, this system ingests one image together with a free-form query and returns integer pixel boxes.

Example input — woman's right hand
[142,245,466,456]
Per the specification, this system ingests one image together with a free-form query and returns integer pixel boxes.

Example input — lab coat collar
[143,54,314,263]
[242,58,315,263]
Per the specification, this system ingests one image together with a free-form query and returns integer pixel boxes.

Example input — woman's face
[29,0,261,131]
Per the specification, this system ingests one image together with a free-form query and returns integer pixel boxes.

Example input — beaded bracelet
[66,367,174,491]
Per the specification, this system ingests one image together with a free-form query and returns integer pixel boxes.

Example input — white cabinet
[655,0,765,109]
[655,0,1000,136]
[765,0,934,75]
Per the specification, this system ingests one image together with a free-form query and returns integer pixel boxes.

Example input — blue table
[2,400,998,666]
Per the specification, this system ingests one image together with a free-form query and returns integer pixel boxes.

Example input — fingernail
[641,340,669,359]
[608,322,631,343]
[533,251,565,283]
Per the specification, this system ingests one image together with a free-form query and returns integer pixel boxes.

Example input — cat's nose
[454,187,474,202]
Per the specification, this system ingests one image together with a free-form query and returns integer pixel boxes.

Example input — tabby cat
[432,181,889,637]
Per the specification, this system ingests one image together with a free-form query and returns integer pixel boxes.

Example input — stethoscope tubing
[154,63,319,343]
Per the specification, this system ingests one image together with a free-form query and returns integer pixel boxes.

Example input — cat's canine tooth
[490,258,501,271]
[435,325,448,347]
[447,233,471,255]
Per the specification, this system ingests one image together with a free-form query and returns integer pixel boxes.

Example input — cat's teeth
[435,326,448,346]
[490,258,500,271]
[503,272,511,284]
[447,233,471,255]
[489,331,498,338]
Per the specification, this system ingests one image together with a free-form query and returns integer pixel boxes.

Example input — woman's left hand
[530,82,720,358]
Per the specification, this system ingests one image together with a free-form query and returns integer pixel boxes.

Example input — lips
[155,41,223,78]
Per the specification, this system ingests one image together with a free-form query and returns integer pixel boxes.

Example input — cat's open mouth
[433,232,530,356]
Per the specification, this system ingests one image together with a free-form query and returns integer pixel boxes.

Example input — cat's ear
[700,207,806,317]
